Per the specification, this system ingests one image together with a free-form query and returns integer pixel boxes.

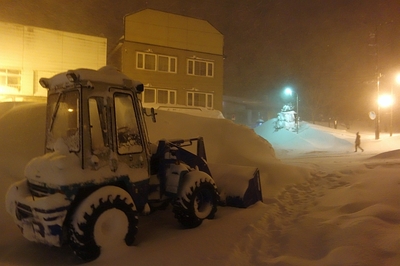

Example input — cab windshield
[46,90,80,152]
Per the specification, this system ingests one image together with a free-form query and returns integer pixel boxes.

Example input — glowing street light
[378,94,393,108]
[378,94,394,136]
[284,87,299,134]
[378,93,393,135]
[396,74,400,84]
[376,74,399,138]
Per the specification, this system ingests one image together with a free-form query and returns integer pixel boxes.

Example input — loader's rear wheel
[173,173,218,228]
[69,186,138,262]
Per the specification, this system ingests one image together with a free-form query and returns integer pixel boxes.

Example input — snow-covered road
[2,103,400,265]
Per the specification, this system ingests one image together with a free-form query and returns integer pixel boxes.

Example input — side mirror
[144,107,157,123]
[150,107,156,123]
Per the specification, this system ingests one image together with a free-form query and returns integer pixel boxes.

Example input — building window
[143,88,176,105]
[137,52,156,71]
[143,88,156,103]
[187,92,213,108]
[187,59,214,77]
[158,55,177,73]
[0,69,21,90]
[136,52,177,73]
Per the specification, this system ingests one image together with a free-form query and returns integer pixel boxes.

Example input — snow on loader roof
[39,66,143,92]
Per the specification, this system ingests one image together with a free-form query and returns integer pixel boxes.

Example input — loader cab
[41,68,150,181]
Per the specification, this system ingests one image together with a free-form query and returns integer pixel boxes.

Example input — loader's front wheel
[69,186,138,262]
[173,171,219,228]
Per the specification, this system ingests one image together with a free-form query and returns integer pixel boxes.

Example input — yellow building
[0,21,107,102]
[110,9,224,111]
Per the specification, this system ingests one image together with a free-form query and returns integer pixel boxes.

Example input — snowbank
[2,103,400,266]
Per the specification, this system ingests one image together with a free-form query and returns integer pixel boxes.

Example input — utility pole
[376,72,381,140]
[371,24,381,140]
[390,85,393,137]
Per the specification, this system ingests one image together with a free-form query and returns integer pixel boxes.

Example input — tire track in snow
[225,171,350,265]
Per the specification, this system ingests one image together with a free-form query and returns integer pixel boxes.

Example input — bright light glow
[396,74,400,84]
[0,85,19,95]
[284,87,293,96]
[378,94,393,108]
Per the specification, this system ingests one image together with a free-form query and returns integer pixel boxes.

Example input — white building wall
[0,22,107,99]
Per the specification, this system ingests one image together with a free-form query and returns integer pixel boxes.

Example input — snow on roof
[40,66,143,90]
[143,103,225,119]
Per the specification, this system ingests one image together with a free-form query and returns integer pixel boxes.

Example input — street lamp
[284,87,299,134]
[378,94,394,136]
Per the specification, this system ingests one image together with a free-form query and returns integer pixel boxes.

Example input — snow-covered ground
[1,103,400,265]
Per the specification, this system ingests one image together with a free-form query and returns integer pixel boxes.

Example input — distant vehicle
[5,67,262,261]
[254,118,265,127]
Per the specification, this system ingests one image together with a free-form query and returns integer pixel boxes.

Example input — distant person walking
[355,132,364,152]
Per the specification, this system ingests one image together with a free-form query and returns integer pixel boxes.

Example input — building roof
[124,9,223,55]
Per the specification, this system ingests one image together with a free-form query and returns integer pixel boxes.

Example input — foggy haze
[2,0,400,121]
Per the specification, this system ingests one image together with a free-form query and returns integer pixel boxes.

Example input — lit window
[0,69,21,90]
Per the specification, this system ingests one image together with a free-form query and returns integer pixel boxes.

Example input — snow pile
[1,102,400,265]
[146,109,276,167]
[0,103,46,178]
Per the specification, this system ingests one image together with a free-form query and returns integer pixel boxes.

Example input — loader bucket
[207,163,263,208]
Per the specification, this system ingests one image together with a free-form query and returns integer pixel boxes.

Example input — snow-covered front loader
[5,67,262,262]
[157,137,262,208]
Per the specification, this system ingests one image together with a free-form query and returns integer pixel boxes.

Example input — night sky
[2,0,400,121]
